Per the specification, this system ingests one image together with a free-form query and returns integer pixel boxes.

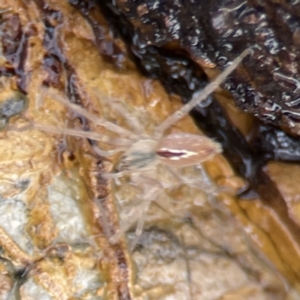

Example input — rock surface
[0,0,299,299]
[105,0,300,135]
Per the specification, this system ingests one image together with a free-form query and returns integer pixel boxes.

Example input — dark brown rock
[101,0,300,135]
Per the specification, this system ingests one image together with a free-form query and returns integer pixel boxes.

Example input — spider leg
[164,165,202,188]
[155,48,250,135]
[40,87,139,140]
[135,186,161,241]
[101,170,128,186]
[92,145,127,158]
[32,123,130,147]
[109,177,162,247]
[128,175,162,249]
[164,165,221,197]
[97,92,145,135]
[130,173,180,212]
[132,186,161,250]
[130,196,153,250]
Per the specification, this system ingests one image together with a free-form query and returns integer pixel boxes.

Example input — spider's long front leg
[40,87,139,140]
[155,48,250,136]
[96,92,146,136]
[32,87,141,157]
[33,123,130,147]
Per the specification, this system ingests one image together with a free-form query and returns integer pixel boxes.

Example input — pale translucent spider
[34,49,250,245]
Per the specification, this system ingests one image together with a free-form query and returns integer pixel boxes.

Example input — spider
[33,48,250,245]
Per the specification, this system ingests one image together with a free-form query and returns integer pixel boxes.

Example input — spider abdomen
[156,133,222,167]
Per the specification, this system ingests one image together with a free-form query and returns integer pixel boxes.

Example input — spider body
[118,133,221,171]
[32,48,250,244]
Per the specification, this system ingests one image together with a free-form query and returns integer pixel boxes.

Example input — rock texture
[0,0,299,299]
[105,0,300,136]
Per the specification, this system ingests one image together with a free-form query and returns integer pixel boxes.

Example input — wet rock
[100,0,300,135]
[0,91,28,130]
[0,0,299,299]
